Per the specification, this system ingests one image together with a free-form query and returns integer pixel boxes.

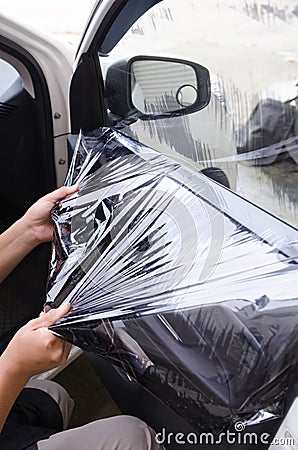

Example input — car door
[66,2,298,448]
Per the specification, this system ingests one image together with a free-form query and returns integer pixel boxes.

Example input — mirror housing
[105,55,211,122]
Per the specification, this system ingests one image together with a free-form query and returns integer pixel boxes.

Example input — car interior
[0,57,54,353]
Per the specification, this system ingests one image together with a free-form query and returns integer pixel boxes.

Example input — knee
[25,380,74,429]
[116,415,164,450]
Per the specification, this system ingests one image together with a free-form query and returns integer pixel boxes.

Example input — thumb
[45,185,78,204]
[32,303,71,329]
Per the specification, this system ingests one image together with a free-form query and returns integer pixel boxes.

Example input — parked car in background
[237,77,298,166]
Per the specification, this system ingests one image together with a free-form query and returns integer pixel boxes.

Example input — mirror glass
[131,60,198,114]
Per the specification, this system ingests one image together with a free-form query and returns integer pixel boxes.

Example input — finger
[31,303,71,329]
[44,185,79,204]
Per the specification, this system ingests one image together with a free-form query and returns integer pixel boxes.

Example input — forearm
[0,217,39,283]
[0,356,29,432]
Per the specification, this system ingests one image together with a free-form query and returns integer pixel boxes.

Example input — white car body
[0,1,122,185]
[0,12,74,185]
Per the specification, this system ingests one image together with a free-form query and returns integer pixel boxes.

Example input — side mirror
[105,55,211,121]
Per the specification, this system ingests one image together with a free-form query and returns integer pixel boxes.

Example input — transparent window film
[100,0,298,227]
[47,128,298,435]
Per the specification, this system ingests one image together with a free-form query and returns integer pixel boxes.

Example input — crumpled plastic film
[46,127,298,435]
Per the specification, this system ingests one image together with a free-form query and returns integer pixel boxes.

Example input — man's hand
[0,185,78,283]
[1,302,72,381]
[23,185,78,245]
[0,303,71,432]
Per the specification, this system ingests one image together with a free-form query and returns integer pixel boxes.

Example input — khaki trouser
[27,380,164,450]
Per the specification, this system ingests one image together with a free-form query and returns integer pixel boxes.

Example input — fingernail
[59,302,71,309]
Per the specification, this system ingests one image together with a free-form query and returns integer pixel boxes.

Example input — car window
[99,0,298,228]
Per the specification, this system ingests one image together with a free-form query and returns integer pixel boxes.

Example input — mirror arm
[107,109,141,129]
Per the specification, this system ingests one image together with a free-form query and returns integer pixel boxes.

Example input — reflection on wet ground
[237,157,298,227]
